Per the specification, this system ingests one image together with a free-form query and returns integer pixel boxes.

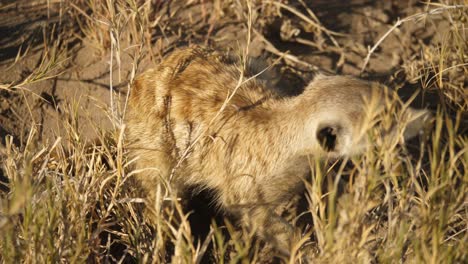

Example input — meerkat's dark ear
[316,124,341,152]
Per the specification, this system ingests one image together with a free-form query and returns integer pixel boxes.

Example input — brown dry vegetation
[0,0,466,263]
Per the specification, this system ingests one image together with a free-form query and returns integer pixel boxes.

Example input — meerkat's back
[128,47,278,119]
[125,46,283,193]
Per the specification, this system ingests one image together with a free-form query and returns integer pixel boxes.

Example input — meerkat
[125,46,430,257]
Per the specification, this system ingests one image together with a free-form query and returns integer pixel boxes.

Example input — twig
[360,5,466,73]
[253,29,333,74]
[265,1,346,38]
[297,0,342,49]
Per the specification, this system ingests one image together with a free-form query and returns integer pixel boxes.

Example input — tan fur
[125,46,430,256]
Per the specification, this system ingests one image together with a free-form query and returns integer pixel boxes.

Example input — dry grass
[0,0,466,263]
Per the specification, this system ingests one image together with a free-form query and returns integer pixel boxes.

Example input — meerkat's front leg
[219,177,305,258]
[241,205,297,256]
